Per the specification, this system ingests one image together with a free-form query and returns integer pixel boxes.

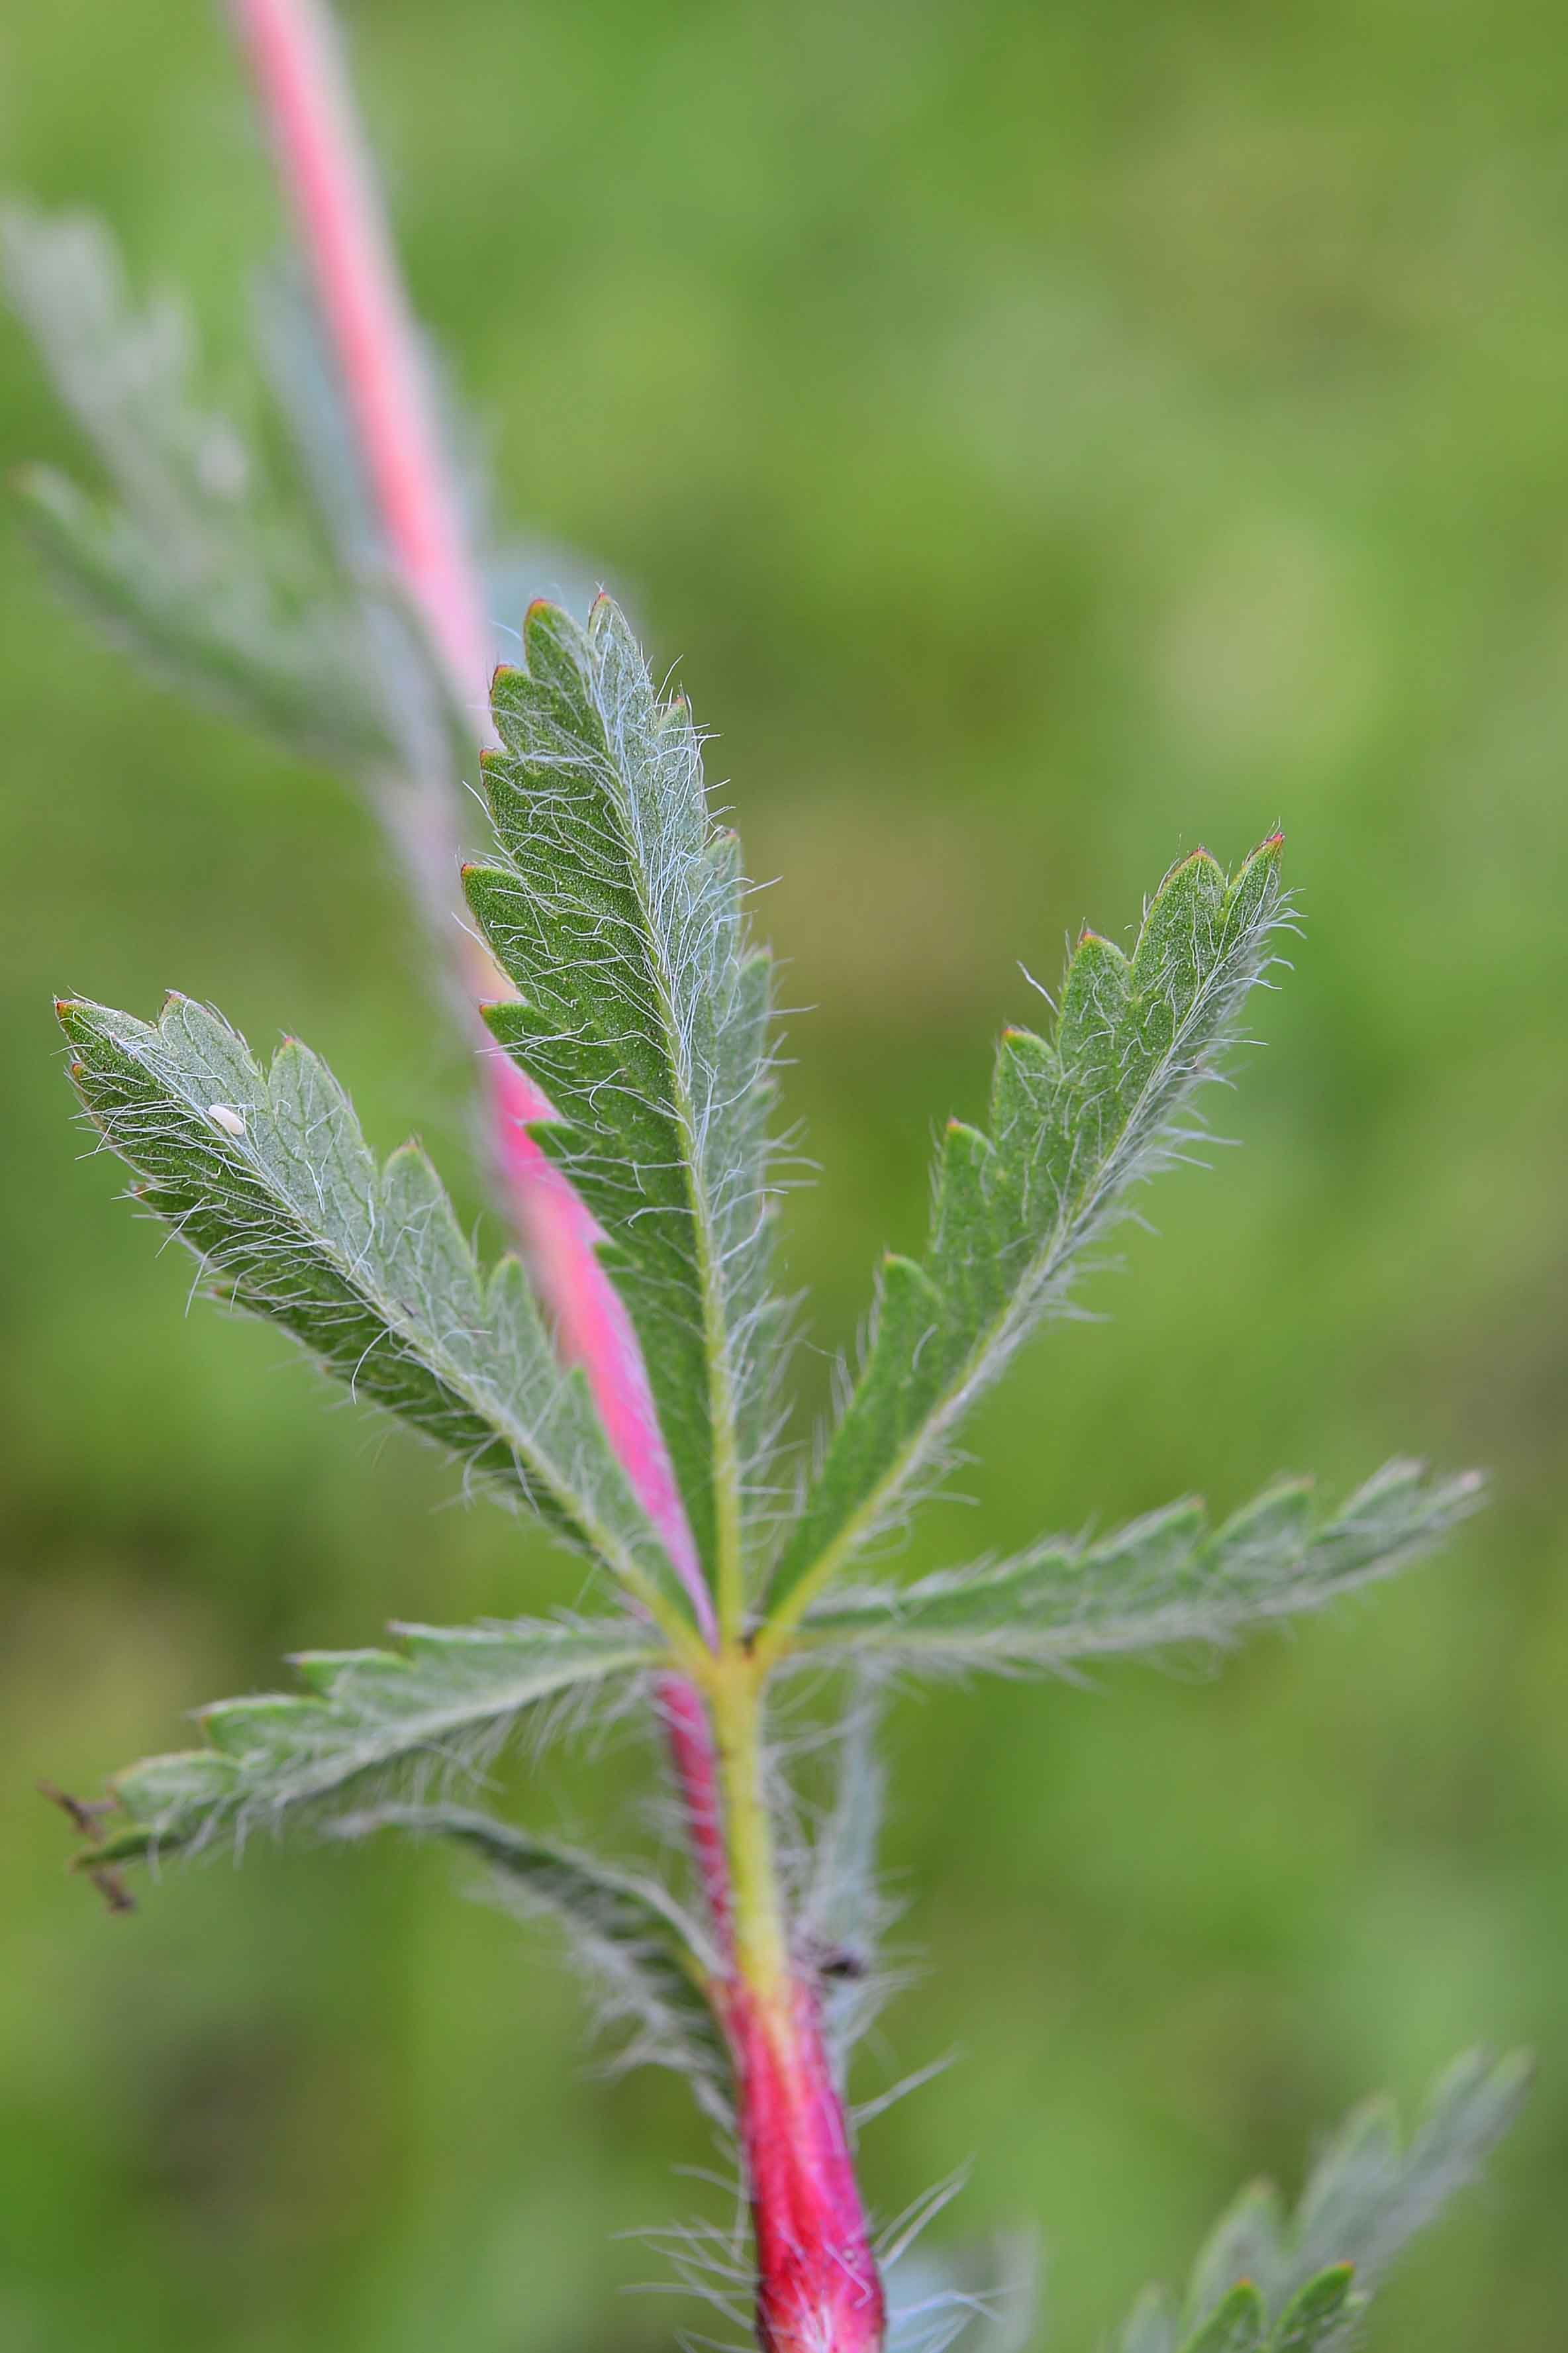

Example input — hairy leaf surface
[76,1620,663,1860]
[3,207,450,789]
[795,1462,1480,1673]
[1179,2283,1267,2353]
[59,992,692,1620]
[335,1802,728,2111]
[1117,2052,1528,2353]
[1257,2048,1530,2307]
[767,836,1289,1627]
[465,596,783,1603]
[1267,2271,1357,2353]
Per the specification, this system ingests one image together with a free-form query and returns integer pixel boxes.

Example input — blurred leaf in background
[1,1,1563,2348]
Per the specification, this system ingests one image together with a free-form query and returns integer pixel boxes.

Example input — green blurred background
[2,1,1565,2346]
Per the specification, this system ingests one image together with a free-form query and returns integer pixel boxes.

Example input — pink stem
[228,0,710,1640]
[486,1050,713,1633]
[230,0,485,702]
[656,1675,734,1946]
[728,1981,887,2353]
[230,11,881,2344]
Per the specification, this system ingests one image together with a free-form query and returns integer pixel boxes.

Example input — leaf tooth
[932,1119,1004,1336]
[1114,851,1228,1104]
[521,596,593,700]
[1119,2283,1178,2353]
[876,1250,944,1351]
[1185,2178,1285,2327]
[989,1023,1054,1118]
[199,1695,313,1760]
[116,1749,240,1823]
[1085,1495,1207,1583]
[1216,1478,1315,1557]
[1177,2279,1265,2353]
[1269,2264,1356,2352]
[288,1648,404,1699]
[1045,929,1131,1173]
[487,659,532,726]
[474,743,534,832]
[987,1024,1057,1254]
[1218,832,1286,948]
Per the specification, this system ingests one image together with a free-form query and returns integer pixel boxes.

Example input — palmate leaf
[58,992,695,1626]
[334,1802,728,2112]
[464,596,785,1606]
[2,207,449,789]
[765,836,1289,1632]
[1118,2052,1528,2353]
[793,1462,1481,1675]
[75,1619,664,1862]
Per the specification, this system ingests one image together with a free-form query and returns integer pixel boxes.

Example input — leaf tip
[54,997,99,1050]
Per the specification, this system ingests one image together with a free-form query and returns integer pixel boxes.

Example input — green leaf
[2,207,451,789]
[1179,2283,1266,2353]
[334,1803,728,2112]
[765,836,1290,1630]
[1283,2048,1531,2300]
[1119,2287,1177,2353]
[76,1618,665,1862]
[1185,2184,1287,2327]
[1269,2267,1357,2352]
[464,596,785,1607]
[59,991,692,1623]
[1118,2053,1528,2353]
[794,1462,1482,1672]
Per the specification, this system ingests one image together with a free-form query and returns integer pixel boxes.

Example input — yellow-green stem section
[708,1651,790,2001]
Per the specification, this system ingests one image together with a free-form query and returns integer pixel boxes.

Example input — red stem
[228,0,710,1636]
[230,7,883,2344]
[231,0,485,701]
[729,1981,887,2353]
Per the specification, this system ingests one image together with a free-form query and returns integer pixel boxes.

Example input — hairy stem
[231,13,882,2342]
[710,1655,886,2352]
[228,0,712,1637]
[657,1672,734,1946]
[230,0,487,700]
[710,1656,790,1998]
